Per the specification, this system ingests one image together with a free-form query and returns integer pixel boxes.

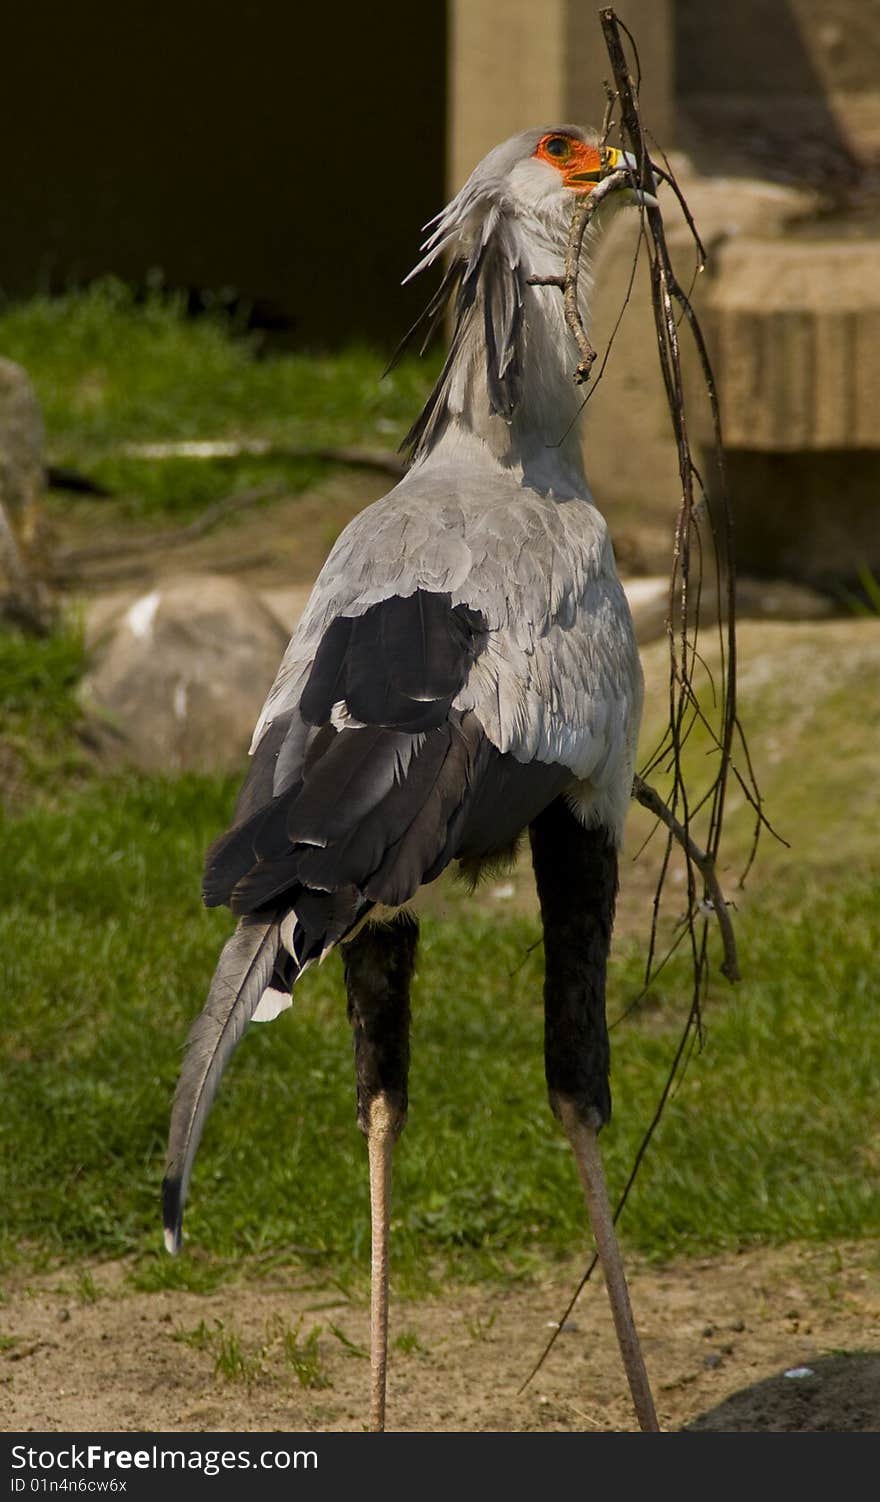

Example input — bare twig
[599,81,617,146]
[55,551,277,590]
[633,774,739,981]
[598,5,758,988]
[527,168,629,383]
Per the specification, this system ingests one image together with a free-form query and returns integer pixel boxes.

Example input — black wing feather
[204,589,567,936]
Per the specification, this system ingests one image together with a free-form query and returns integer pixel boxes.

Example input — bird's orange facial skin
[533,133,617,192]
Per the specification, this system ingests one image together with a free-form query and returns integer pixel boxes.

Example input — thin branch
[648,158,707,270]
[633,775,739,982]
[527,168,629,383]
[59,551,276,589]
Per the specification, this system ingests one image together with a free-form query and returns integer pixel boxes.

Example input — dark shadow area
[675,0,867,197]
[686,1352,880,1431]
[0,2,446,349]
[708,449,880,591]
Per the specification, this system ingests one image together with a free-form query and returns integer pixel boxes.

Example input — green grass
[0,619,86,731]
[0,619,90,792]
[0,773,877,1290]
[0,279,437,518]
[393,1330,427,1356]
[281,1319,332,1390]
[173,1315,331,1388]
[841,564,880,618]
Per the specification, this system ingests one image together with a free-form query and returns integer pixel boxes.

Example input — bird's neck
[411,216,600,498]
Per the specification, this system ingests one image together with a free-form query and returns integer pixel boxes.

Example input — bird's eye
[544,136,570,158]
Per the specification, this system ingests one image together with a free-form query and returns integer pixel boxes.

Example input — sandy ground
[2,1241,878,1434]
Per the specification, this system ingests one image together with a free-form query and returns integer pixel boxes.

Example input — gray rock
[0,357,45,525]
[80,573,289,773]
[0,358,51,627]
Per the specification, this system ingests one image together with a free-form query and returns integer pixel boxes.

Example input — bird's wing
[204,584,562,929]
[456,569,643,839]
[249,475,642,836]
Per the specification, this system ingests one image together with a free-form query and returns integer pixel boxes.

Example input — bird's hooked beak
[604,147,660,209]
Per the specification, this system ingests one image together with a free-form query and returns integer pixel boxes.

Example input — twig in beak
[527,168,630,383]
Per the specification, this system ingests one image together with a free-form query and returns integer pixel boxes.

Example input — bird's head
[398,126,658,467]
[406,125,655,283]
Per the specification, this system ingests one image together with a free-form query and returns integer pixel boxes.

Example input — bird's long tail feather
[163,914,283,1253]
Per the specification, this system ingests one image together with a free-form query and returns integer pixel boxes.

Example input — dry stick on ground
[58,551,278,591]
[48,445,406,575]
[51,484,282,579]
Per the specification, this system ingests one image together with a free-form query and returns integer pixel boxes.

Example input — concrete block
[698,238,880,451]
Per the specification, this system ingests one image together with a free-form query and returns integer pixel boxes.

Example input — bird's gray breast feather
[251,478,642,787]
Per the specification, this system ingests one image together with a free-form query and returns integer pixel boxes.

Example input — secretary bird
[164,125,659,1432]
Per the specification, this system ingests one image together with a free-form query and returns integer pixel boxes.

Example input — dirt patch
[2,1242,877,1433]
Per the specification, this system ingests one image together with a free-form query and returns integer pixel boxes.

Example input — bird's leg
[342,912,417,1433]
[529,799,659,1433]
[555,1100,658,1432]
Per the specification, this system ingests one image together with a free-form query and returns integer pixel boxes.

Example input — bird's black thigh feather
[343,914,417,1139]
[529,799,618,1129]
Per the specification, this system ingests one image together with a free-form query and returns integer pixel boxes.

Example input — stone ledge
[695,237,880,451]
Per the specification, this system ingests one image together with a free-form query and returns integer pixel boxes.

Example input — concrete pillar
[448,0,673,190]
